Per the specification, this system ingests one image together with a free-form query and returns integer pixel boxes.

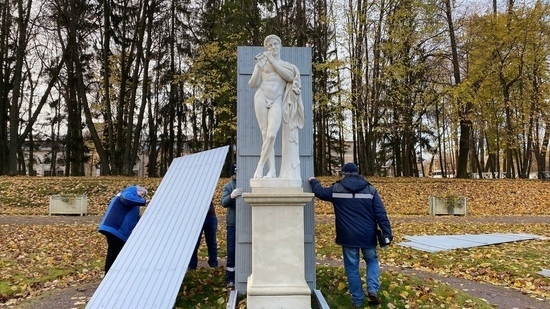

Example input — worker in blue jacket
[309,163,392,307]
[98,185,148,273]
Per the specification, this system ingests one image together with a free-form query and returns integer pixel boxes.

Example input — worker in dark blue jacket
[98,185,148,273]
[221,163,242,289]
[189,202,218,269]
[309,162,392,307]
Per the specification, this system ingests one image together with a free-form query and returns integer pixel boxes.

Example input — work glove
[230,188,243,199]
[383,234,393,247]
[378,230,392,248]
[384,234,393,247]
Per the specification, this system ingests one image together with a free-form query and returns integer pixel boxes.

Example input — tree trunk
[101,0,114,175]
[8,0,32,175]
[0,0,11,175]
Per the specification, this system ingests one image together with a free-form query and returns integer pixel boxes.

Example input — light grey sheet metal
[226,290,239,309]
[86,146,229,309]
[313,289,331,309]
[538,269,550,277]
[399,233,544,252]
[398,242,446,253]
[401,236,474,252]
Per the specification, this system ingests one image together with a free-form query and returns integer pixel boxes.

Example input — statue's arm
[270,61,296,82]
[248,64,262,88]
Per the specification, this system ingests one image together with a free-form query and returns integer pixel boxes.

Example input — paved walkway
[3,214,550,225]
[0,215,102,225]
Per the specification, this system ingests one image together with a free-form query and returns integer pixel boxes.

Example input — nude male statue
[249,35,304,180]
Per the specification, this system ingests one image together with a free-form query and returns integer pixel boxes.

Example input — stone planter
[428,195,467,216]
[49,195,88,216]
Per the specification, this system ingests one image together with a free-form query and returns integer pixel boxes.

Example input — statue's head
[264,34,282,48]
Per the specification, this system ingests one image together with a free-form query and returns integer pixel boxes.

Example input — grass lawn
[1,176,549,308]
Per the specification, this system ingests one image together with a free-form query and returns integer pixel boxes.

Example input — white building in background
[430,170,455,178]
[23,146,66,176]
[23,146,150,177]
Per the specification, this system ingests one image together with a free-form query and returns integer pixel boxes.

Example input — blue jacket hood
[338,175,369,193]
[98,186,147,241]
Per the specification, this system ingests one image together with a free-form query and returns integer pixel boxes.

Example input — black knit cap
[341,162,358,175]
[230,163,237,176]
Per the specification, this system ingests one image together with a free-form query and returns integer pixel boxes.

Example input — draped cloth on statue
[280,62,304,182]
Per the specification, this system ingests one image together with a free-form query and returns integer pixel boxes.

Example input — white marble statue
[249,34,304,180]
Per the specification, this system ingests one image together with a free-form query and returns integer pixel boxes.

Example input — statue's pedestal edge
[243,189,313,309]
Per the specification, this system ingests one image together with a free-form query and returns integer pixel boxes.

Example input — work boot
[367,292,381,305]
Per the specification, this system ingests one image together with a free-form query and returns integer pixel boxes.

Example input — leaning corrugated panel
[86,146,229,309]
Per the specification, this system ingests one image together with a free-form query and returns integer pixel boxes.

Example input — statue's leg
[254,165,264,178]
[256,131,277,178]
[254,137,269,178]
[264,149,276,178]
[264,104,282,178]
[254,94,269,178]
[253,92,282,178]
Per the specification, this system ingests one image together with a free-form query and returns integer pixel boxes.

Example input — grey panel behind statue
[235,46,315,292]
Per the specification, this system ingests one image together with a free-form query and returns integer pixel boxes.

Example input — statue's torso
[258,62,287,101]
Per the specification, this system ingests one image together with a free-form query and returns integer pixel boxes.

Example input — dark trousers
[189,215,218,269]
[104,233,125,274]
[225,225,236,283]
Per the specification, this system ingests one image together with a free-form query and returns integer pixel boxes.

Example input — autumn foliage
[1,176,549,308]
[1,176,550,216]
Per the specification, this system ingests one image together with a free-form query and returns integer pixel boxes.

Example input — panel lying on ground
[538,269,550,278]
[398,233,546,253]
[86,146,228,309]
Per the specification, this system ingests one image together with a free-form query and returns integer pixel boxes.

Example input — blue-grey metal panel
[86,146,229,309]
[398,242,448,253]
[538,269,550,277]
[226,290,239,309]
[313,289,331,309]
[399,233,544,252]
[236,46,315,292]
[405,235,489,250]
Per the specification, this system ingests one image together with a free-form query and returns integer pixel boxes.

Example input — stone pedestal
[243,179,314,309]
